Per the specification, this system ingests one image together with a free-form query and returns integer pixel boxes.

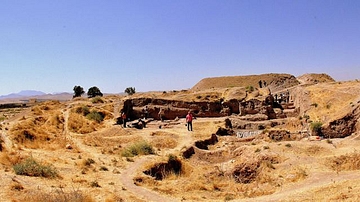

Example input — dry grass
[10,101,66,149]
[306,81,360,122]
[13,157,58,178]
[68,110,97,134]
[2,77,360,201]
[18,187,95,202]
[327,152,360,171]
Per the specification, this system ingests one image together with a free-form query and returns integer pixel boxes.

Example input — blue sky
[1,0,359,95]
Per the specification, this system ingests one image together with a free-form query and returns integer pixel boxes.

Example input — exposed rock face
[322,105,360,138]
[121,97,284,121]
[122,94,292,120]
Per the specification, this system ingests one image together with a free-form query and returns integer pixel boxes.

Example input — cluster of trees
[73,86,136,98]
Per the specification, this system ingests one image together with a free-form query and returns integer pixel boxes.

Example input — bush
[121,141,155,157]
[75,105,90,116]
[246,85,254,93]
[91,97,104,104]
[285,143,292,148]
[310,121,323,135]
[86,110,104,123]
[13,157,58,178]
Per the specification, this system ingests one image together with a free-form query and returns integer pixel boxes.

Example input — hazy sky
[1,0,359,95]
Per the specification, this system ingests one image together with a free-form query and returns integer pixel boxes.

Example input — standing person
[143,106,149,119]
[158,108,164,121]
[258,80,262,88]
[186,111,193,131]
[121,111,127,128]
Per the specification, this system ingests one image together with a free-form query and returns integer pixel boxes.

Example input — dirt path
[120,155,180,202]
[60,104,184,201]
[119,120,193,202]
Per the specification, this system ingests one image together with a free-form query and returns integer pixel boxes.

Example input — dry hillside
[1,74,360,202]
[191,73,300,93]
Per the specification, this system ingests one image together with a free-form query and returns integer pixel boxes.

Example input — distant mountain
[0,90,46,100]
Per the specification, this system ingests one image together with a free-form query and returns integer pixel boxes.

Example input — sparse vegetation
[86,110,104,123]
[285,143,292,147]
[121,141,155,157]
[2,74,360,201]
[21,187,94,202]
[13,157,58,178]
[245,85,254,93]
[91,96,104,103]
[310,121,323,135]
[328,152,360,171]
[76,105,90,116]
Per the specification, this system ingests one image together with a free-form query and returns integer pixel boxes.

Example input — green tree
[125,87,136,95]
[87,86,103,98]
[73,86,85,98]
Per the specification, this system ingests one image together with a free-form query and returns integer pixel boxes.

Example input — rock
[66,144,73,149]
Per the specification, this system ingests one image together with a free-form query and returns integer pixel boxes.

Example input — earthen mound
[297,73,335,84]
[191,73,300,92]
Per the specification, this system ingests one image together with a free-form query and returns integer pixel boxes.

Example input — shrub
[285,143,292,148]
[245,85,254,93]
[303,114,310,120]
[13,157,58,178]
[91,97,104,104]
[75,105,90,116]
[86,110,104,123]
[310,121,323,135]
[121,141,155,157]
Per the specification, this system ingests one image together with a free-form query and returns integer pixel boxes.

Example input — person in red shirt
[186,111,193,131]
